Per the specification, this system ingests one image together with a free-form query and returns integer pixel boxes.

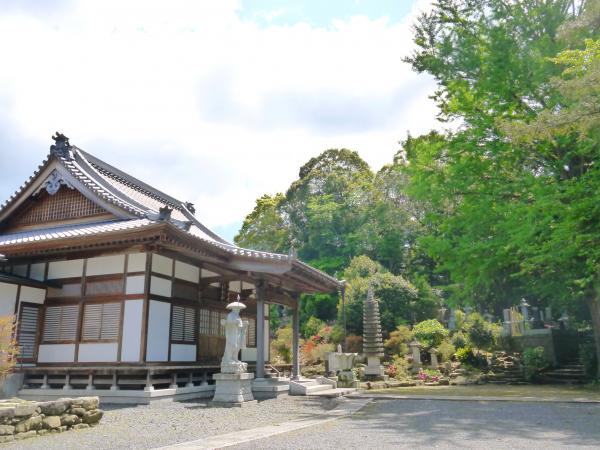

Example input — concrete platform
[18,384,216,404]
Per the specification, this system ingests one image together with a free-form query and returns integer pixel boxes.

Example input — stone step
[306,388,356,398]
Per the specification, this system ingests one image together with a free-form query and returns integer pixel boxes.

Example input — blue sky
[0,0,438,244]
[238,0,415,27]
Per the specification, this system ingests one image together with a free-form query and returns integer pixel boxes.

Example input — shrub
[270,325,292,364]
[436,339,456,362]
[522,347,549,381]
[0,315,18,376]
[465,313,495,350]
[579,341,598,378]
[455,346,487,369]
[330,324,345,345]
[384,325,412,357]
[345,334,363,353]
[418,368,442,382]
[388,355,411,380]
[412,319,448,349]
[451,331,467,349]
[303,316,325,339]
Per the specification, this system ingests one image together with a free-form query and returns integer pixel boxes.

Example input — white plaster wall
[201,269,218,278]
[125,275,145,295]
[152,254,173,276]
[29,263,46,281]
[37,344,76,363]
[78,343,119,362]
[127,253,147,273]
[146,300,170,361]
[0,282,17,316]
[86,255,125,276]
[171,344,196,361]
[121,299,143,362]
[150,276,171,297]
[19,286,45,304]
[47,259,84,279]
[174,261,199,283]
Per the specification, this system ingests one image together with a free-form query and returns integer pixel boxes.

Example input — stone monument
[330,344,359,388]
[362,286,387,380]
[212,297,257,406]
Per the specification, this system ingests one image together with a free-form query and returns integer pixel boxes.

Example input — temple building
[0,134,341,403]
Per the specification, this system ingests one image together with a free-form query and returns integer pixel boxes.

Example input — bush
[412,319,448,349]
[303,316,325,339]
[270,325,292,364]
[330,324,345,345]
[522,346,550,381]
[455,346,487,369]
[418,368,442,382]
[345,334,363,353]
[579,341,598,378]
[465,313,495,350]
[384,325,412,357]
[451,331,467,349]
[436,339,456,362]
[387,355,411,381]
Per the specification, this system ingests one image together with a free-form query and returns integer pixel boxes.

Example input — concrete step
[289,378,335,395]
[306,388,357,398]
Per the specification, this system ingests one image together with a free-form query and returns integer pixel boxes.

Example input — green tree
[234,193,290,252]
[404,0,600,375]
[340,255,438,336]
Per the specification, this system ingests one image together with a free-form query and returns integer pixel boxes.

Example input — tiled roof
[0,219,153,247]
[0,137,342,290]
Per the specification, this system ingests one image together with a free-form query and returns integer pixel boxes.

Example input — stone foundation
[0,396,103,443]
[212,372,256,406]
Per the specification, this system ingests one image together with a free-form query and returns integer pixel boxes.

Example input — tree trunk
[586,296,600,379]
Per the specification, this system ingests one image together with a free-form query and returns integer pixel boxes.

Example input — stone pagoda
[362,286,386,379]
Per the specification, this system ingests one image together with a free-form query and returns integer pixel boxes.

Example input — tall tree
[405,0,600,374]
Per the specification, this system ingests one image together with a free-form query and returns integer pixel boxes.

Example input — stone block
[42,416,61,429]
[37,429,48,436]
[69,407,86,417]
[14,403,37,417]
[60,414,81,427]
[14,430,37,440]
[0,435,14,443]
[39,399,71,416]
[15,416,42,433]
[72,423,90,430]
[213,372,255,405]
[82,409,103,424]
[71,397,99,410]
[0,424,14,435]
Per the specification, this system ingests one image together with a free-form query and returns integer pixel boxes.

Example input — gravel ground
[231,399,600,450]
[7,396,339,450]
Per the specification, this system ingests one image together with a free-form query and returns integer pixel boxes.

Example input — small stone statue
[220,296,249,374]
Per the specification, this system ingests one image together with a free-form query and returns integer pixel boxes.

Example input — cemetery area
[269,296,598,391]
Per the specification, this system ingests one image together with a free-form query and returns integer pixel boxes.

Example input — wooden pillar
[256,280,266,379]
[110,371,119,391]
[292,294,301,380]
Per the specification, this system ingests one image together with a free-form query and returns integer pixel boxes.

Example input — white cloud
[0,0,439,242]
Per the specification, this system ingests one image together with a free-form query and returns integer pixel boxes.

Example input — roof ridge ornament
[41,169,75,196]
[158,206,172,221]
[184,202,196,214]
[50,132,73,160]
